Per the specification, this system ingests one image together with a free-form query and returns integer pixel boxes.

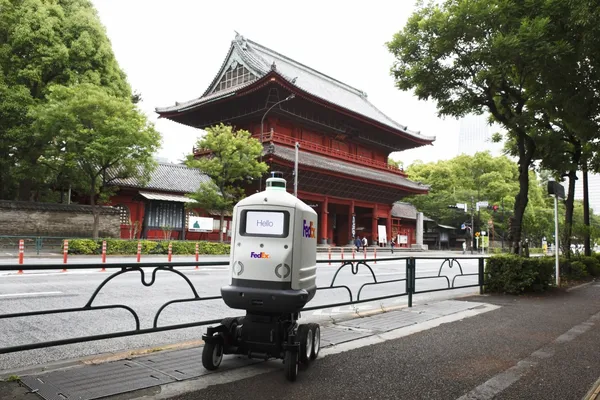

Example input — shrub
[67,239,229,255]
[67,239,99,255]
[485,255,555,294]
[579,256,600,277]
[567,260,589,281]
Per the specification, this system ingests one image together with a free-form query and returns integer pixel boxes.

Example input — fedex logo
[250,251,270,259]
[302,219,316,239]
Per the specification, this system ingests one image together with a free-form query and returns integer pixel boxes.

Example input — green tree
[186,124,268,242]
[405,152,554,249]
[31,84,161,238]
[386,0,566,254]
[0,0,131,200]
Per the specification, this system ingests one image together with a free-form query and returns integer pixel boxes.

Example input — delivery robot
[201,173,320,381]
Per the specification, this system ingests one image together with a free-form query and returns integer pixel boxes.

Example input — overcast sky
[92,0,464,167]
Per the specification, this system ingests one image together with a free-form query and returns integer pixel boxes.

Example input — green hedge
[67,239,230,256]
[485,255,554,294]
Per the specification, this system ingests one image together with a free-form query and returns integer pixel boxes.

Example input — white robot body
[221,176,317,313]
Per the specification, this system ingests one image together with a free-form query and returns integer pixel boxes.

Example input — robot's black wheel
[202,340,223,371]
[308,323,320,360]
[220,317,237,329]
[297,324,313,365]
[284,350,298,382]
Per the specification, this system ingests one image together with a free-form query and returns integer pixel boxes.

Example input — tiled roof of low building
[156,33,435,144]
[391,202,434,221]
[267,144,429,192]
[110,162,210,194]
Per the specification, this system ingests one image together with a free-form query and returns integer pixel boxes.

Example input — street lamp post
[259,94,295,191]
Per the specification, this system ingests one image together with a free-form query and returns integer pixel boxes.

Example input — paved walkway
[3,282,600,400]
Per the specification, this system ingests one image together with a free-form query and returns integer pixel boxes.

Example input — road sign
[461,223,466,230]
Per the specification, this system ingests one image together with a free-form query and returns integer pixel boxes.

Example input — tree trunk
[563,168,577,258]
[219,211,225,243]
[509,134,535,255]
[563,141,581,259]
[90,179,100,240]
[583,162,591,256]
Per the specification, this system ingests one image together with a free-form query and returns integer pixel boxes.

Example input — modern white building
[457,113,504,157]
[574,172,600,215]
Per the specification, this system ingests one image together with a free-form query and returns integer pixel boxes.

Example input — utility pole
[294,142,299,197]
[471,195,475,255]
[501,197,505,251]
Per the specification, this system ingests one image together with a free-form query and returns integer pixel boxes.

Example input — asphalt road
[167,284,600,400]
[0,253,481,372]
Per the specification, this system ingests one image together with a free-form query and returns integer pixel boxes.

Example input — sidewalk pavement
[3,282,600,400]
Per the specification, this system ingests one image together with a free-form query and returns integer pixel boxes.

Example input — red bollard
[328,247,331,265]
[374,247,377,264]
[341,247,344,260]
[136,241,142,262]
[168,242,173,262]
[364,247,366,260]
[62,240,68,272]
[100,241,107,271]
[352,248,355,260]
[195,243,199,269]
[18,240,24,273]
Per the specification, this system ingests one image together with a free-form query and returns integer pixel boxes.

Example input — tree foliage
[186,124,268,242]
[0,0,132,200]
[31,84,161,238]
[404,152,554,247]
[386,0,571,254]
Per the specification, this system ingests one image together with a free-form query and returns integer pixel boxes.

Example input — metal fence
[0,256,486,354]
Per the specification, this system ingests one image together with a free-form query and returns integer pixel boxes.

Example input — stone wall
[0,201,120,238]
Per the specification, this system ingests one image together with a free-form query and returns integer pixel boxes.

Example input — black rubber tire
[284,350,298,382]
[308,323,320,360]
[202,340,223,371]
[220,317,236,329]
[297,324,313,365]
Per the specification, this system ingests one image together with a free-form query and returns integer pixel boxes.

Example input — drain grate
[337,309,435,332]
[320,325,375,347]
[20,353,260,400]
[21,359,174,400]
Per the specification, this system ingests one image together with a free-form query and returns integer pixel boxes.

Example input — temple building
[156,33,434,246]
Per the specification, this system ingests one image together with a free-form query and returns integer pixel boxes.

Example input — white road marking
[0,291,63,298]
[455,310,600,400]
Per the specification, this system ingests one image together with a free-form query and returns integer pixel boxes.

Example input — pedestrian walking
[362,236,368,251]
[390,237,396,254]
[354,237,362,252]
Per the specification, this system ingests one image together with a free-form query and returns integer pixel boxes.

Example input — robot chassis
[202,311,320,382]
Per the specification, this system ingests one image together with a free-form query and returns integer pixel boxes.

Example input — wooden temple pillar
[320,196,329,245]
[349,200,355,244]
[386,211,392,243]
[371,203,378,245]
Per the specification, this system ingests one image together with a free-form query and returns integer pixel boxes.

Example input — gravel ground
[167,283,600,400]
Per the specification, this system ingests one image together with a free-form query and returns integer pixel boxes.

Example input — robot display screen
[244,211,286,236]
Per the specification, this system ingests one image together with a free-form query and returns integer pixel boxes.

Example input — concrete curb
[566,280,597,292]
[583,376,600,400]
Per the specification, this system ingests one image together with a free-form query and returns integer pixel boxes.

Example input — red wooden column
[386,210,392,243]
[320,196,329,245]
[349,200,355,244]
[372,204,379,245]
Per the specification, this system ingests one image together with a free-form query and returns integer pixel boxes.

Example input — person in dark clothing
[390,237,396,254]
[354,237,362,252]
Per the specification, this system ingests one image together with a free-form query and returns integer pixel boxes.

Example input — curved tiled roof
[391,202,434,221]
[267,144,429,193]
[156,33,435,144]
[110,162,210,194]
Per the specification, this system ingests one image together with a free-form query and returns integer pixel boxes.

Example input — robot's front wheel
[202,340,223,371]
[309,323,320,360]
[298,324,313,364]
[284,350,299,382]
